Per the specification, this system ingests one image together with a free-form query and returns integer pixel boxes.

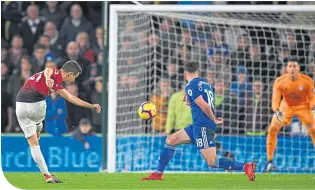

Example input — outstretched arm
[57,89,101,113]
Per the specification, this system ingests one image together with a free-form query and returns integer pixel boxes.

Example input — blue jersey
[185,77,216,131]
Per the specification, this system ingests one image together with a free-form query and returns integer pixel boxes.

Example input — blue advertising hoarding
[2,135,314,173]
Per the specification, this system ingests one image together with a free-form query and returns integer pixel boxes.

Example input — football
[138,102,157,120]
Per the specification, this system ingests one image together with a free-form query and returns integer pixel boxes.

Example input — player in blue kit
[141,61,256,181]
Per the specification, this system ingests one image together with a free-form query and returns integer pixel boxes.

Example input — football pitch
[3,172,315,189]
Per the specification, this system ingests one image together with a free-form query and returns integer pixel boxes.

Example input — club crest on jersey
[298,85,303,91]
[187,89,192,96]
[55,70,59,75]
[198,81,203,91]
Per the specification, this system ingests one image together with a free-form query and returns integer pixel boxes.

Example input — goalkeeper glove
[275,110,283,122]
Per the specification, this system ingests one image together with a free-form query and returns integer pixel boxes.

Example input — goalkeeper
[141,61,256,181]
[263,58,315,172]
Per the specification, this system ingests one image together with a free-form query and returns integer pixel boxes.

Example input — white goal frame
[107,4,315,173]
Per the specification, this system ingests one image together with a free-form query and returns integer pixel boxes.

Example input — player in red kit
[15,60,101,183]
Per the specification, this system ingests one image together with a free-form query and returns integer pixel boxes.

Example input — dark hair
[34,43,46,51]
[40,35,50,40]
[287,57,299,64]
[61,60,82,75]
[184,61,199,73]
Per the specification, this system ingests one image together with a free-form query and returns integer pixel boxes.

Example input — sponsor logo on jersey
[198,81,203,91]
[298,85,303,91]
[188,89,192,96]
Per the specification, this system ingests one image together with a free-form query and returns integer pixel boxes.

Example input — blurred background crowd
[1,1,315,139]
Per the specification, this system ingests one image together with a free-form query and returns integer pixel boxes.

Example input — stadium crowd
[1,1,315,137]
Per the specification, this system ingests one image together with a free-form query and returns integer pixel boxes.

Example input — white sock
[30,145,51,175]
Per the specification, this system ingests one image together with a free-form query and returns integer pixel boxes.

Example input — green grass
[4,172,315,189]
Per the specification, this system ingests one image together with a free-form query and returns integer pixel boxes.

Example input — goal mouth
[108,4,315,173]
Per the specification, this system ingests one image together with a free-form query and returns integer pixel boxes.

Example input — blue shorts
[184,125,216,150]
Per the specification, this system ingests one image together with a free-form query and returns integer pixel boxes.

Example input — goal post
[108,5,315,173]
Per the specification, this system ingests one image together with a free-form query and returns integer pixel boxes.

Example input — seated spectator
[19,4,45,55]
[2,62,10,92]
[60,4,94,44]
[45,60,57,69]
[84,51,102,84]
[150,78,170,132]
[93,26,103,57]
[165,82,192,134]
[1,62,13,132]
[213,79,238,134]
[231,66,252,105]
[166,59,183,92]
[40,2,66,30]
[59,41,90,91]
[230,34,250,67]
[7,56,34,132]
[208,28,230,58]
[246,44,268,82]
[83,77,102,132]
[7,35,27,69]
[1,90,13,133]
[70,118,96,150]
[306,59,315,79]
[38,35,55,60]
[245,78,271,134]
[76,32,95,63]
[44,22,65,60]
[65,82,90,130]
[32,44,47,73]
[45,92,68,136]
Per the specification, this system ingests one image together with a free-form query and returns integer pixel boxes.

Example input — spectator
[44,22,65,60]
[269,45,290,81]
[7,35,27,69]
[230,34,250,67]
[59,41,90,91]
[45,92,68,136]
[1,62,10,92]
[83,77,102,132]
[86,2,102,27]
[7,56,34,131]
[60,4,94,44]
[214,79,238,134]
[65,82,90,130]
[83,52,103,94]
[38,35,55,59]
[208,28,230,57]
[206,69,215,86]
[231,66,252,104]
[166,61,182,92]
[45,60,57,69]
[1,62,13,132]
[150,78,170,132]
[165,82,192,134]
[19,4,45,55]
[208,52,232,84]
[76,32,95,63]
[70,118,96,150]
[32,44,47,73]
[1,90,13,133]
[245,78,271,134]
[246,44,268,82]
[179,29,192,47]
[306,59,315,79]
[93,26,103,57]
[1,1,27,42]
[40,1,66,30]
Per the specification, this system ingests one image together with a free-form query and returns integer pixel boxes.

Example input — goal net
[110,5,315,173]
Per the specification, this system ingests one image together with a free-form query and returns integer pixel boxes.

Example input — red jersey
[16,68,64,103]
